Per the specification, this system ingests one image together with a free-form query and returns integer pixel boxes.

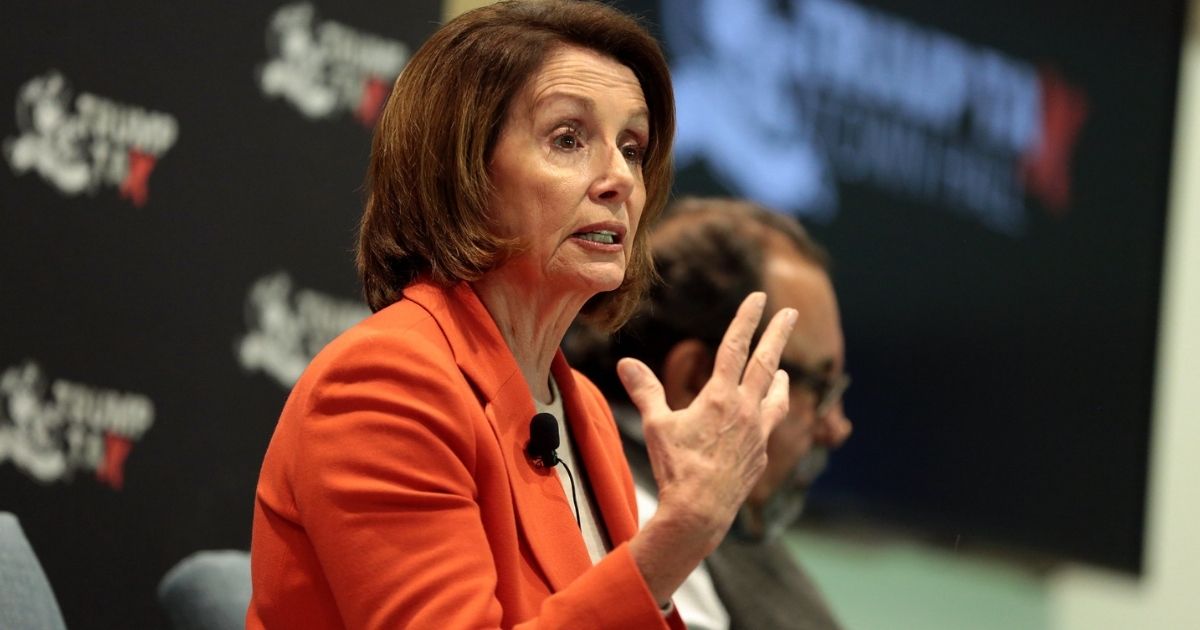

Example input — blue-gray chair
[0,511,68,630]
[157,550,251,630]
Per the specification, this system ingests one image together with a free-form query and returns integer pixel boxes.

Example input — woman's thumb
[617,358,669,418]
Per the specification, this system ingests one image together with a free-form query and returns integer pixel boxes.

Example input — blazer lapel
[488,374,594,590]
[402,281,592,592]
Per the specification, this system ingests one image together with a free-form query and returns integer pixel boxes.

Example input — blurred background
[1,0,1198,627]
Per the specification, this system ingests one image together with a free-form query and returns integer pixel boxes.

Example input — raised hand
[619,292,797,571]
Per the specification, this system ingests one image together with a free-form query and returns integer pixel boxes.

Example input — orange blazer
[247,280,683,629]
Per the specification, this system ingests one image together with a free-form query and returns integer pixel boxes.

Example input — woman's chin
[560,263,625,297]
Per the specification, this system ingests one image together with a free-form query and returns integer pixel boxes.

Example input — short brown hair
[357,0,675,330]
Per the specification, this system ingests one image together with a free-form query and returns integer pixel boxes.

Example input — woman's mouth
[573,230,620,245]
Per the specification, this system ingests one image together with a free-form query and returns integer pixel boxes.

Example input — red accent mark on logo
[120,150,158,207]
[96,433,133,490]
[1020,68,1089,217]
[356,76,390,128]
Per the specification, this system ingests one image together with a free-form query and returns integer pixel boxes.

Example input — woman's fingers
[711,293,768,388]
[710,293,799,402]
[617,358,671,420]
[760,368,791,434]
[738,306,798,400]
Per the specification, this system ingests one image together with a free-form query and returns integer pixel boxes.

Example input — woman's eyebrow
[534,91,649,128]
[532,91,595,115]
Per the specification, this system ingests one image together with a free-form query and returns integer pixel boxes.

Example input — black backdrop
[0,1,1185,628]
[1,3,438,628]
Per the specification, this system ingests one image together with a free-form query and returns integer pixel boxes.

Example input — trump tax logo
[258,3,410,127]
[236,271,370,388]
[0,361,155,490]
[3,70,179,207]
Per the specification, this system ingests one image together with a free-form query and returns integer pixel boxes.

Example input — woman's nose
[590,143,636,205]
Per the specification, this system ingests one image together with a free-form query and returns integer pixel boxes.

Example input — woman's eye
[553,133,580,150]
[622,144,644,164]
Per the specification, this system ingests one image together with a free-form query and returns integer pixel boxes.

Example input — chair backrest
[157,550,252,630]
[0,512,69,630]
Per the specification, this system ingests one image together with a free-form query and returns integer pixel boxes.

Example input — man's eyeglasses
[777,359,850,417]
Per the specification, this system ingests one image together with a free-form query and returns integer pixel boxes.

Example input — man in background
[566,197,853,630]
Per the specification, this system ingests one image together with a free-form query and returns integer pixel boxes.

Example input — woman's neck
[471,272,590,404]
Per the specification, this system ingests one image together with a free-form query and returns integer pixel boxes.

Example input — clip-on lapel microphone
[526,412,561,468]
[526,412,581,528]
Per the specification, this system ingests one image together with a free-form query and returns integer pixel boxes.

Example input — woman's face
[488,45,649,298]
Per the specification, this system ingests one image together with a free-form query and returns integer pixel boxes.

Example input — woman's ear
[661,339,716,410]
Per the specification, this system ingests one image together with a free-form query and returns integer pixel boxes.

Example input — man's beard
[729,447,829,543]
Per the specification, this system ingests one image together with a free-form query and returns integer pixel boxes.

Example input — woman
[247,2,798,628]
